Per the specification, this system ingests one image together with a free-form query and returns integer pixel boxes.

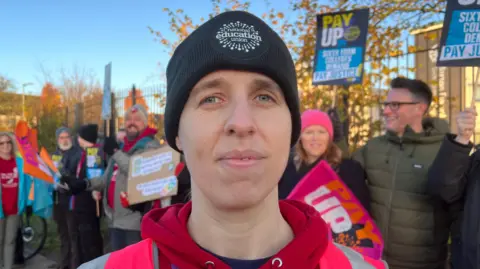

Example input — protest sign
[313,8,369,85]
[127,146,181,205]
[288,160,383,259]
[85,147,104,179]
[438,0,480,66]
[101,62,112,120]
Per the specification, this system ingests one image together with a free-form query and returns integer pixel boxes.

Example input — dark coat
[277,154,371,213]
[427,134,477,268]
[75,146,107,214]
[54,145,82,208]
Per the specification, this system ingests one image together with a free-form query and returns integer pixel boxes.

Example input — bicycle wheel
[22,213,48,261]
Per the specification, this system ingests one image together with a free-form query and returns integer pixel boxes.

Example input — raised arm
[427,134,473,203]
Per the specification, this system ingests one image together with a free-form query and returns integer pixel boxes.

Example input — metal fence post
[132,84,137,105]
[74,103,84,131]
[65,106,69,127]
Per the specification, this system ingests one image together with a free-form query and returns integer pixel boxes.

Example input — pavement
[19,254,57,269]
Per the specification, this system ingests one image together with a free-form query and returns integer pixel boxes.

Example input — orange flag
[15,121,54,184]
[39,147,59,175]
[28,128,39,153]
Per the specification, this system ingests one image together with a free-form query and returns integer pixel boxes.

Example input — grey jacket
[88,138,161,231]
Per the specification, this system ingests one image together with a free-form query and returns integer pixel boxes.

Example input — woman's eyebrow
[191,78,227,95]
[250,78,281,92]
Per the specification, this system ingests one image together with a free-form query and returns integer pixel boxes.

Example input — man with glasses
[353,77,460,269]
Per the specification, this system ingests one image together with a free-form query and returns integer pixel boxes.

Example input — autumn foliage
[40,83,62,112]
[149,0,446,151]
[124,88,150,112]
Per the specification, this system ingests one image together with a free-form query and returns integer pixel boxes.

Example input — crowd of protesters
[2,10,480,269]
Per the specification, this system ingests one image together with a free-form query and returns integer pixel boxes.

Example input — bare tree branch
[0,75,14,92]
[58,64,101,107]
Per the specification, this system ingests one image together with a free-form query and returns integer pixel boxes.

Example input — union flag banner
[287,160,383,259]
[15,121,54,184]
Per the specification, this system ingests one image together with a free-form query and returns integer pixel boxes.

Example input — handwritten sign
[288,161,383,259]
[438,0,480,66]
[313,9,369,85]
[127,146,181,205]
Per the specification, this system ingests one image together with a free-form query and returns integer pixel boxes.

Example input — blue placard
[438,0,480,66]
[85,147,105,180]
[313,9,369,86]
[87,168,104,180]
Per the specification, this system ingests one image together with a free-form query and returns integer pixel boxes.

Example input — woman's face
[177,70,292,210]
[300,125,330,160]
[0,135,13,156]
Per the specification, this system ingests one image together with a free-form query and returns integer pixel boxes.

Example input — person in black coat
[427,107,477,269]
[277,109,371,213]
[61,124,105,265]
[53,127,83,269]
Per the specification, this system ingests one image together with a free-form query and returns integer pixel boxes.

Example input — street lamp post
[21,82,33,120]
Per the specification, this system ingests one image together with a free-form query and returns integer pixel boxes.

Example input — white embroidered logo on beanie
[215,21,262,52]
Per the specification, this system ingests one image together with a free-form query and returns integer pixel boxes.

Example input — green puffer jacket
[353,118,458,269]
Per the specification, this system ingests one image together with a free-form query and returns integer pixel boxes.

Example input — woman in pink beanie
[298,110,336,165]
[279,109,371,212]
[277,109,373,252]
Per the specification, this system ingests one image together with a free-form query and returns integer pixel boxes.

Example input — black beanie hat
[78,124,98,144]
[164,11,300,152]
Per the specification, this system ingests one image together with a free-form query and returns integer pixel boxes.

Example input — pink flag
[15,121,54,184]
[287,160,384,259]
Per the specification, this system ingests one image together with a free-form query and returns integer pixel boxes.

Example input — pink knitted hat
[301,109,334,141]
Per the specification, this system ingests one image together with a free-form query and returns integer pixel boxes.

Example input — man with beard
[64,104,161,251]
[52,127,82,269]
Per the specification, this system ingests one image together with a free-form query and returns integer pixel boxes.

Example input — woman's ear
[176,137,182,151]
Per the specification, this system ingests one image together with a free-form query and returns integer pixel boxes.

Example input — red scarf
[122,127,158,152]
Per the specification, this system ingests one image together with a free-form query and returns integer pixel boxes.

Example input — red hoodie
[140,200,329,269]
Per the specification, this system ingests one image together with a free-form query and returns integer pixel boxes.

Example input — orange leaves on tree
[40,83,62,112]
[407,45,417,53]
[381,66,390,76]
[124,89,150,113]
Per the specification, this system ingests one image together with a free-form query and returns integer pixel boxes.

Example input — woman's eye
[200,96,220,105]
[256,94,274,103]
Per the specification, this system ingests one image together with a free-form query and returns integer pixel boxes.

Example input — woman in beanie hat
[279,109,374,249]
[79,11,387,269]
[61,123,105,264]
[280,109,371,211]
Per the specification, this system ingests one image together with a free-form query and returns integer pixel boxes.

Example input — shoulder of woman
[339,158,363,168]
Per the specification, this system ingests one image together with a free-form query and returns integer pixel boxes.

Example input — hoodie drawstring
[203,258,283,268]
[271,257,283,268]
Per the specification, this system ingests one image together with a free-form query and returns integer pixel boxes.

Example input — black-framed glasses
[382,102,419,111]
[0,141,12,146]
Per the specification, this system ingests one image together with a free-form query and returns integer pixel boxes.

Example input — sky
[1,0,291,95]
